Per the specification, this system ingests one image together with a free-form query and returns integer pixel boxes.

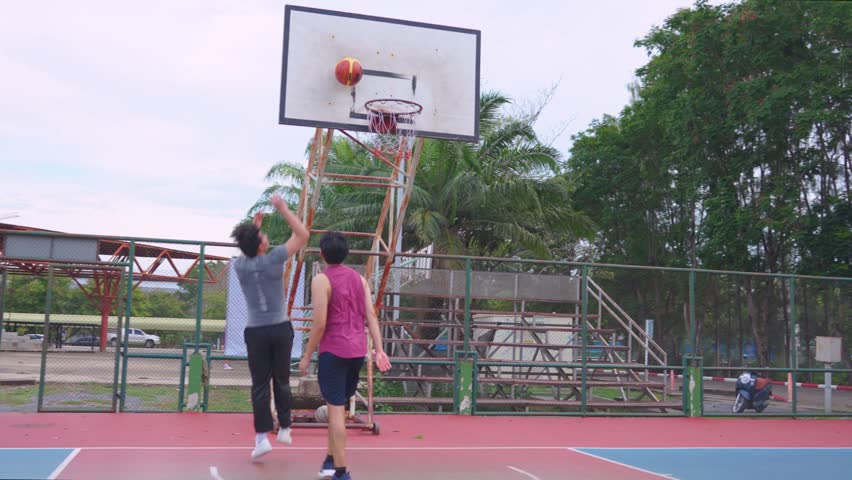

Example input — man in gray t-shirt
[232,244,289,328]
[230,193,308,460]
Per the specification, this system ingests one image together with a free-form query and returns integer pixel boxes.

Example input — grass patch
[370,375,452,413]
[207,386,251,412]
[55,399,113,407]
[4,382,264,412]
[515,385,643,401]
[2,382,179,411]
[124,384,177,403]
[43,382,113,397]
[0,385,38,406]
[589,387,629,401]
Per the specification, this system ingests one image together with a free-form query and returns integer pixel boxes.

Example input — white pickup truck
[107,328,161,348]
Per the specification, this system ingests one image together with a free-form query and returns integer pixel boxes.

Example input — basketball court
[3,4,850,480]
[1,413,850,479]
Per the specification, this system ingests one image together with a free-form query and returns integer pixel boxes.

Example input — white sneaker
[318,458,335,479]
[276,427,292,445]
[251,438,272,459]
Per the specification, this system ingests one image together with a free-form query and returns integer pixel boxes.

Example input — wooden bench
[385,338,627,351]
[366,375,661,389]
[372,396,454,405]
[476,398,682,409]
[382,306,600,319]
[381,320,613,334]
[370,396,681,410]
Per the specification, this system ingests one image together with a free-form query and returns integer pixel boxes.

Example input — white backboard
[279,5,481,142]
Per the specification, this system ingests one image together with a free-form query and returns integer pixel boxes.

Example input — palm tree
[247,137,381,249]
[248,90,593,260]
[369,91,593,260]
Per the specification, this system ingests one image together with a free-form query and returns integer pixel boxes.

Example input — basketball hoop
[365,99,422,157]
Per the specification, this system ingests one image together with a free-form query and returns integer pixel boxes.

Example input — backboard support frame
[277,4,481,434]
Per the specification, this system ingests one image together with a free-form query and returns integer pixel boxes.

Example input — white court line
[568,448,678,480]
[563,446,852,450]
[507,465,542,480]
[29,446,574,451]
[209,466,225,480]
[47,448,81,480]
[2,446,850,451]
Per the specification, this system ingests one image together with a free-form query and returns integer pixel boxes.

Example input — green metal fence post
[37,265,54,411]
[119,241,135,411]
[789,276,797,415]
[179,343,188,411]
[464,258,471,352]
[685,355,703,417]
[111,268,126,412]
[186,350,204,411]
[454,351,476,415]
[581,265,589,414]
[195,244,205,348]
[687,271,700,416]
[0,267,7,348]
[182,245,208,411]
[698,360,705,417]
[453,258,475,415]
[203,346,211,411]
[682,355,689,413]
[689,270,696,359]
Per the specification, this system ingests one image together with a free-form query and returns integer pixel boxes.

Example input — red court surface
[2,413,851,479]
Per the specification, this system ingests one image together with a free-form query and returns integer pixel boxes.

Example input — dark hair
[319,231,349,264]
[231,221,262,257]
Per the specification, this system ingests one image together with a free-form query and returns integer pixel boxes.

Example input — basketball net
[365,99,421,160]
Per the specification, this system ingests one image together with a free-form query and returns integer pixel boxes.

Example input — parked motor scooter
[732,371,772,413]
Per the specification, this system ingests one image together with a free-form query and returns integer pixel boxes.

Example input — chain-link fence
[796,278,850,378]
[114,240,237,412]
[0,257,126,412]
[1,229,849,416]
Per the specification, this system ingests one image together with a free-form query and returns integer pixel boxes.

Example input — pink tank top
[318,265,368,358]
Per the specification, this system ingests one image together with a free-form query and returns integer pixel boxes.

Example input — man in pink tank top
[299,232,391,480]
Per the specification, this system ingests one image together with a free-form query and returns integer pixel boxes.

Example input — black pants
[244,322,294,433]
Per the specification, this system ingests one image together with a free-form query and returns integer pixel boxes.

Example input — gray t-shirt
[232,245,289,328]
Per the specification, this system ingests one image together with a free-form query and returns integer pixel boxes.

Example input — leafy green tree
[568,0,850,365]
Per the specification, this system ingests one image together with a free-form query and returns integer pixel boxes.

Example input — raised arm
[362,276,391,372]
[271,193,308,258]
[299,273,329,375]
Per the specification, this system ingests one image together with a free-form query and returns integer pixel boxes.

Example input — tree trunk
[746,278,770,366]
[736,278,744,368]
[683,298,691,357]
[828,285,851,369]
[713,304,721,367]
[822,284,831,338]
[781,278,790,368]
[653,272,666,364]
[758,283,772,366]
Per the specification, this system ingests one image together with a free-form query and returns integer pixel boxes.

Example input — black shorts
[318,352,365,406]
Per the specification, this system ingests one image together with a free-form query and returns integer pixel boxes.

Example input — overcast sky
[0,0,707,243]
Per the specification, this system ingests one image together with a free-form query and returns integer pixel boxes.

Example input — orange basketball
[335,57,363,86]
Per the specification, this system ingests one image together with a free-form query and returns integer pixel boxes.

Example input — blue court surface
[576,448,852,479]
[3,446,852,479]
[0,448,78,480]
